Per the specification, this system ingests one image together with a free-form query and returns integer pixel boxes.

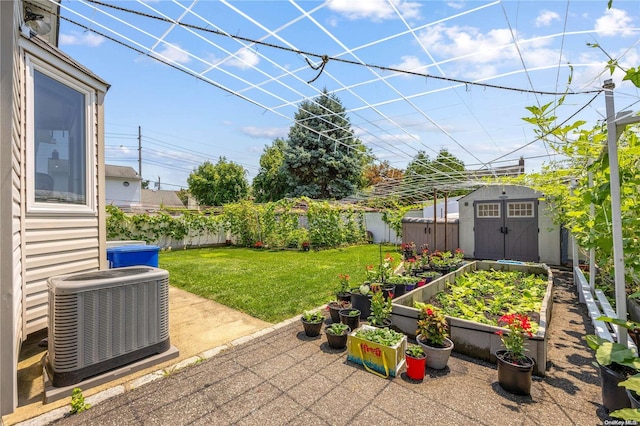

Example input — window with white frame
[476,203,500,218]
[507,202,534,218]
[27,57,95,212]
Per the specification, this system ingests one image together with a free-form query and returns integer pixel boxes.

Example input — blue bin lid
[106,245,160,253]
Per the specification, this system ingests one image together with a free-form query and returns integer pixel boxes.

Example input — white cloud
[595,8,635,37]
[389,55,429,77]
[59,31,105,47]
[417,24,562,79]
[225,49,260,70]
[154,43,191,64]
[535,10,560,27]
[327,0,421,22]
[241,126,286,139]
[447,2,464,10]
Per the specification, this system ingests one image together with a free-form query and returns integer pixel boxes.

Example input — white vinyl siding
[20,37,107,336]
[1,0,24,415]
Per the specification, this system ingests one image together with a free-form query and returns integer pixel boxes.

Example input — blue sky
[56,0,640,190]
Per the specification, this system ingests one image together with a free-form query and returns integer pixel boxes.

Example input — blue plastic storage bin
[106,245,160,268]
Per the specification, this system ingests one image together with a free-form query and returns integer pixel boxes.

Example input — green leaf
[610,408,640,421]
[623,67,640,88]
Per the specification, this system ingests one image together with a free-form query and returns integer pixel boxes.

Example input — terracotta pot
[495,350,534,396]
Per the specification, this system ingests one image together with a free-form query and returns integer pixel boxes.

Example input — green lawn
[159,244,398,323]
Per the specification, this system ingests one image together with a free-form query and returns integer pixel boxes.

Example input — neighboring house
[105,164,142,211]
[0,0,109,415]
[140,189,185,211]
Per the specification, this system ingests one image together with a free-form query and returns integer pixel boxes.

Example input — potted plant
[610,373,640,420]
[401,241,416,260]
[301,310,325,337]
[405,345,426,380]
[386,275,418,298]
[350,283,372,319]
[335,274,352,302]
[327,299,351,323]
[418,270,441,284]
[325,322,350,349]
[339,308,361,332]
[494,313,535,395]
[368,287,392,328]
[415,304,454,370]
[587,316,640,411]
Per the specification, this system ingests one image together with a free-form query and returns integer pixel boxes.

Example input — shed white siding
[458,185,561,265]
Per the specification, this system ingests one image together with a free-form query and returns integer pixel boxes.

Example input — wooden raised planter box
[391,260,553,376]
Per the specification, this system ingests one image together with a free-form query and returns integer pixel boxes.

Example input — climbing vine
[106,198,369,250]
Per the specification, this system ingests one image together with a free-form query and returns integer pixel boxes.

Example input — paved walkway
[36,270,611,425]
[13,270,615,425]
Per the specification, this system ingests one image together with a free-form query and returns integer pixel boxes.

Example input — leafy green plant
[355,327,405,347]
[368,288,392,326]
[336,273,351,296]
[610,374,640,421]
[301,310,325,323]
[345,309,361,317]
[327,322,350,335]
[427,269,547,327]
[405,345,425,358]
[69,388,90,415]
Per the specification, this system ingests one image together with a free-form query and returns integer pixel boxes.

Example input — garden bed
[391,260,553,376]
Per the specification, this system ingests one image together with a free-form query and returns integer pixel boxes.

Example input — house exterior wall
[458,185,561,265]
[105,177,141,209]
[1,0,24,415]
[18,35,108,334]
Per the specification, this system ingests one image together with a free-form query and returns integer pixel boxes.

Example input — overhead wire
[51,0,631,200]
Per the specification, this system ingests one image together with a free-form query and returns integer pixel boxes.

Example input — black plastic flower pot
[496,350,534,396]
[301,319,323,337]
[599,363,632,412]
[339,308,360,332]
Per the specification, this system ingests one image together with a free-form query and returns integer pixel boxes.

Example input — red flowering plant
[453,248,464,261]
[366,253,396,283]
[254,241,264,249]
[335,273,351,297]
[416,304,449,347]
[495,313,533,364]
[403,257,417,275]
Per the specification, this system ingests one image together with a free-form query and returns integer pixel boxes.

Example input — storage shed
[402,217,459,253]
[458,185,561,265]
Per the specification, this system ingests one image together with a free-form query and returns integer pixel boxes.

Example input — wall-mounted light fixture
[24,7,52,36]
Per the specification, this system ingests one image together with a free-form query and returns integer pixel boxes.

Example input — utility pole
[138,126,142,178]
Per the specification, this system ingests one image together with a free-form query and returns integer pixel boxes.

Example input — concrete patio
[4,269,616,425]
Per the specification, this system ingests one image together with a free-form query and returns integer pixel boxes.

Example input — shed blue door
[473,199,539,262]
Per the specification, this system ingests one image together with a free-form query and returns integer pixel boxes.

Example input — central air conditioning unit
[46,266,171,387]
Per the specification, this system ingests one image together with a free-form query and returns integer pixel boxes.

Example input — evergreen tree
[282,89,366,199]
